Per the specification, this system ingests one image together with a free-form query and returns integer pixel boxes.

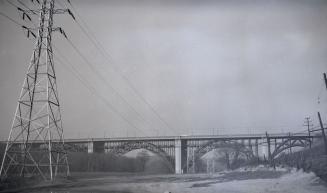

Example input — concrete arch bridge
[5,133,318,174]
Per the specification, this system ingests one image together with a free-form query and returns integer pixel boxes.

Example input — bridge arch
[271,138,310,159]
[195,140,254,159]
[189,140,255,171]
[108,141,174,172]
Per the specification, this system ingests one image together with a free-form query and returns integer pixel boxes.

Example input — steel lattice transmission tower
[0,0,74,181]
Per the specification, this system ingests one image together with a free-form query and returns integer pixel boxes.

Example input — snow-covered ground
[190,171,326,193]
[22,168,327,193]
[104,171,326,193]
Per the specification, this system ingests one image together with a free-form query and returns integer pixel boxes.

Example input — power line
[53,46,149,137]
[64,37,156,135]
[4,0,36,28]
[24,1,153,136]
[16,0,38,15]
[39,0,157,134]
[0,11,24,26]
[0,9,148,137]
[5,0,20,10]
[62,0,178,135]
[55,0,66,9]
[4,0,177,136]
[57,1,170,136]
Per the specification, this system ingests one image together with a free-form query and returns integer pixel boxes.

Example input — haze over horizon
[0,0,326,140]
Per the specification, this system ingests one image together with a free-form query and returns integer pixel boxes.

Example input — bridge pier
[248,139,254,158]
[87,141,93,153]
[266,132,272,163]
[87,140,105,153]
[255,139,259,157]
[175,138,187,174]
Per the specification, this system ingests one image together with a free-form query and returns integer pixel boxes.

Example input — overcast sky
[0,0,326,140]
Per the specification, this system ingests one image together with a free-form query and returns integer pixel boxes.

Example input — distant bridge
[1,133,320,174]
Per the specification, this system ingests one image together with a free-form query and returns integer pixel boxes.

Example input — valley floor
[3,166,327,193]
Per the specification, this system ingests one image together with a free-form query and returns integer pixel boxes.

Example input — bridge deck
[1,133,320,144]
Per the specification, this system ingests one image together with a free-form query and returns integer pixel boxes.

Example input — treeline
[194,145,260,173]
[0,143,172,174]
[68,151,172,173]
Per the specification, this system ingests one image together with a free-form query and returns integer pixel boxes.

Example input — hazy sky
[0,0,326,140]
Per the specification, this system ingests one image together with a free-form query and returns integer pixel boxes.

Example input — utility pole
[303,117,313,148]
[318,112,327,155]
[288,132,292,154]
[317,73,327,155]
[0,0,75,181]
[324,73,327,90]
